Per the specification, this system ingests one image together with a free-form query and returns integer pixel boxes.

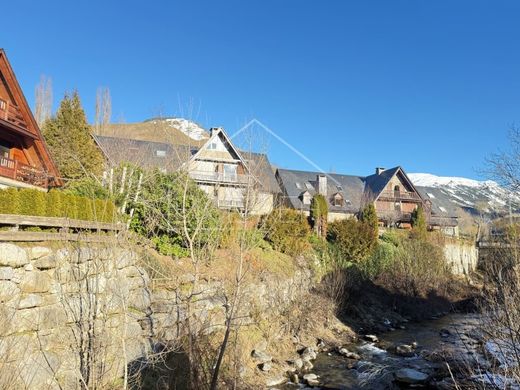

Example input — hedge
[0,188,118,223]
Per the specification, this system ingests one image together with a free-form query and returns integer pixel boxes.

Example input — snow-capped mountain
[409,173,520,216]
[158,118,209,141]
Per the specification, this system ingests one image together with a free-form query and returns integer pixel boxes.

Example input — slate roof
[276,168,365,213]
[276,166,459,225]
[93,134,281,194]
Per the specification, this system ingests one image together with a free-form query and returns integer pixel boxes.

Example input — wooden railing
[379,190,422,201]
[0,100,27,129]
[217,199,245,209]
[189,170,250,185]
[0,214,124,242]
[378,210,413,222]
[0,156,48,187]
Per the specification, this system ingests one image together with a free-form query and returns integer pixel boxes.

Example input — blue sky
[3,1,520,179]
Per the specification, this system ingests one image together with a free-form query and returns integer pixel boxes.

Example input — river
[291,313,487,389]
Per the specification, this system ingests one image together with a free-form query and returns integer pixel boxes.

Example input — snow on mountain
[409,173,519,216]
[164,118,208,141]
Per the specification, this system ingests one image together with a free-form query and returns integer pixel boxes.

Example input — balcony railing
[0,101,28,129]
[378,210,413,222]
[217,199,245,209]
[378,190,422,201]
[0,156,48,188]
[189,170,250,185]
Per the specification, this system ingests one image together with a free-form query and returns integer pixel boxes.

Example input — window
[305,182,313,190]
[0,141,10,159]
[427,193,435,199]
[394,202,402,212]
[295,182,303,190]
[336,185,343,191]
[156,150,166,157]
[207,142,217,150]
[0,99,6,111]
[439,206,447,213]
[223,164,237,181]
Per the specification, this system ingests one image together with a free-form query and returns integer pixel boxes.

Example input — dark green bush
[327,218,377,266]
[264,208,310,255]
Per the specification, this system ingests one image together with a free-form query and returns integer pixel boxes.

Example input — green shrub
[264,208,310,255]
[63,193,78,219]
[327,218,376,266]
[0,188,20,214]
[65,177,109,199]
[152,234,190,258]
[359,240,399,278]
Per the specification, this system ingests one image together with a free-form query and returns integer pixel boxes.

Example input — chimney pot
[376,167,386,175]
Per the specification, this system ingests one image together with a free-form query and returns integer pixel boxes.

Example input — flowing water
[300,313,484,389]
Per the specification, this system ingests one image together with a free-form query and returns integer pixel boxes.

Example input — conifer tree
[411,205,428,240]
[42,91,104,180]
[310,194,328,239]
[360,203,379,241]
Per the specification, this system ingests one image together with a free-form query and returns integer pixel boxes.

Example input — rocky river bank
[266,312,511,389]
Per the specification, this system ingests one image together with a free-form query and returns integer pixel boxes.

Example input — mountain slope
[409,173,520,217]
[97,117,209,146]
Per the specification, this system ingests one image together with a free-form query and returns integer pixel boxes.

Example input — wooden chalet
[0,49,61,190]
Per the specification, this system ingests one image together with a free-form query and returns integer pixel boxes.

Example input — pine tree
[42,91,104,180]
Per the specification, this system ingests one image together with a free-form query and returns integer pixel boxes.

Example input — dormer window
[301,191,312,205]
[156,150,166,157]
[333,193,343,207]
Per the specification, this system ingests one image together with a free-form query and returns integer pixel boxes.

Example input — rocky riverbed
[270,313,507,389]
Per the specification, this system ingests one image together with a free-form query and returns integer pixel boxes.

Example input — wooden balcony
[378,210,413,223]
[0,101,27,130]
[378,190,422,202]
[0,156,48,188]
[189,170,250,185]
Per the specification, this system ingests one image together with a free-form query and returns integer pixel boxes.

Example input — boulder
[252,349,272,363]
[33,255,57,270]
[290,358,304,370]
[303,373,319,386]
[301,347,317,361]
[395,368,429,384]
[302,360,314,371]
[364,334,379,343]
[0,244,28,268]
[259,362,272,372]
[395,344,415,357]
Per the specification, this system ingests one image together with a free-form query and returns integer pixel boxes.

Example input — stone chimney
[317,174,327,195]
[375,167,386,175]
[209,127,223,136]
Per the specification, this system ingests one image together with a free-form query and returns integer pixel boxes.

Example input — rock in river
[395,368,429,384]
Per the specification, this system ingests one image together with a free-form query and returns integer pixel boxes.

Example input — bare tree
[34,75,53,126]
[95,87,112,135]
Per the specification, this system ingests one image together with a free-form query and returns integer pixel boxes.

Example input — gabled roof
[364,166,425,202]
[276,168,365,213]
[0,49,61,185]
[94,131,281,194]
[93,134,193,172]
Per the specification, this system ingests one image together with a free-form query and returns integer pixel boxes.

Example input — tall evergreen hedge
[0,188,117,223]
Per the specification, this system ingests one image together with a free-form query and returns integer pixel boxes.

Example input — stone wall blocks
[0,243,28,268]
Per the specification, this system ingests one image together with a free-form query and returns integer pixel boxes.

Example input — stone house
[276,166,459,234]
[0,49,61,190]
[93,127,280,215]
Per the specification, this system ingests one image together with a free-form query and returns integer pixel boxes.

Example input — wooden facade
[0,49,61,189]
[372,168,427,228]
